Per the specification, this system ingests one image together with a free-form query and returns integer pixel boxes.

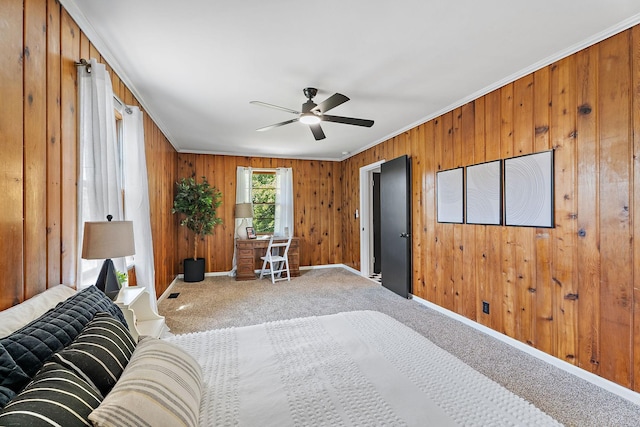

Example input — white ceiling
[61,0,640,161]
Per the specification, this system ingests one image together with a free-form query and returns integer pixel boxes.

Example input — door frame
[359,159,385,277]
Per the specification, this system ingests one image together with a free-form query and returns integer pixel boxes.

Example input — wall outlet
[482,301,490,314]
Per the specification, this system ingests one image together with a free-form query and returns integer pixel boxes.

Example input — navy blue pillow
[0,343,27,407]
[0,387,14,410]
[0,286,127,385]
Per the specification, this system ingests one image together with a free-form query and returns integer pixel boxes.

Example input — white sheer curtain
[236,166,253,209]
[229,166,253,275]
[77,58,125,287]
[274,167,294,237]
[122,106,157,309]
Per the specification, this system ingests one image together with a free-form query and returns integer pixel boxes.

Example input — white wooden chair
[259,236,293,284]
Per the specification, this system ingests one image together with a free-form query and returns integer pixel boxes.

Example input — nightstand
[114,286,167,340]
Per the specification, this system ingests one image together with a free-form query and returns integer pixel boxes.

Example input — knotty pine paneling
[46,0,62,296]
[175,154,343,272]
[0,0,25,308]
[575,44,601,376]
[597,32,633,387]
[3,0,640,394]
[342,27,640,391]
[550,55,579,368]
[59,8,79,288]
[632,23,640,391]
[24,0,48,300]
[0,0,179,309]
[533,67,555,356]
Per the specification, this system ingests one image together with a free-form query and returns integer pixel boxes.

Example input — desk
[236,237,300,281]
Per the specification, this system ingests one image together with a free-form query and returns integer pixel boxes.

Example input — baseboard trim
[205,271,235,277]
[411,294,640,405]
[157,276,180,303]
[300,263,362,275]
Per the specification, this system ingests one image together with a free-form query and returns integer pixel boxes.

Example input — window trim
[112,96,135,269]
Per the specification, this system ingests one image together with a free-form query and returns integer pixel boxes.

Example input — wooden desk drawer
[238,249,254,258]
[236,265,256,280]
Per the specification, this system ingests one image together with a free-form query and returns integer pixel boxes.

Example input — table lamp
[81,215,135,300]
[235,203,253,239]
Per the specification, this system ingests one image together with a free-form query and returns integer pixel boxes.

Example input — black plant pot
[183,258,205,282]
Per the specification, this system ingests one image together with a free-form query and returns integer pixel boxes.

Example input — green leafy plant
[172,176,223,260]
[116,271,128,287]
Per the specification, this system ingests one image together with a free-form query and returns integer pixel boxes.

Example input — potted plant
[172,176,223,282]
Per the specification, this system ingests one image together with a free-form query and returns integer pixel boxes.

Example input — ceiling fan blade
[250,101,300,115]
[311,93,349,113]
[309,123,326,140]
[256,118,299,132]
[322,114,374,127]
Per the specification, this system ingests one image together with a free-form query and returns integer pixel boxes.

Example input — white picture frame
[466,160,502,225]
[504,150,554,228]
[437,167,464,224]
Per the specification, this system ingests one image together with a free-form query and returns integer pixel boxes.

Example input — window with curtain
[77,59,125,288]
[231,166,293,274]
[78,59,157,309]
[79,100,127,285]
[246,169,294,236]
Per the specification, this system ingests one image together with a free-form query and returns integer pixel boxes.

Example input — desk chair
[259,236,293,284]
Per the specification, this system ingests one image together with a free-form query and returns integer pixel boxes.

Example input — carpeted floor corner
[158,267,640,427]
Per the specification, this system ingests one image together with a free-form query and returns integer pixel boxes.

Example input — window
[251,172,276,234]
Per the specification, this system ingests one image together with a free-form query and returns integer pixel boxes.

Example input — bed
[0,285,562,426]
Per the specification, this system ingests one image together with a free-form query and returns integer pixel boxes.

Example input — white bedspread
[166,311,561,426]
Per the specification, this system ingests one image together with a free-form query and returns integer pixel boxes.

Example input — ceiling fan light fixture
[251,88,373,141]
[299,113,321,125]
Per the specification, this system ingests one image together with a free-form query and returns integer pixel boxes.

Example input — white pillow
[89,337,202,427]
[0,285,77,337]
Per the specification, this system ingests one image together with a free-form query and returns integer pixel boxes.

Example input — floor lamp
[82,216,135,300]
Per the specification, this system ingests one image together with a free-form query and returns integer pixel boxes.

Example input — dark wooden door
[380,155,411,298]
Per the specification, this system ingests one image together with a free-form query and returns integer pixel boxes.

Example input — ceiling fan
[250,88,374,141]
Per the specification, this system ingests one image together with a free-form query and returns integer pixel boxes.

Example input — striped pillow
[0,361,102,426]
[89,337,202,427]
[51,312,136,396]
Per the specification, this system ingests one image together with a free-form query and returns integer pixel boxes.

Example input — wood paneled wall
[3,0,640,393]
[176,154,343,271]
[0,0,179,308]
[342,27,640,391]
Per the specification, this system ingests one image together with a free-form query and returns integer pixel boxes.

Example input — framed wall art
[504,150,554,227]
[466,160,502,225]
[436,167,464,224]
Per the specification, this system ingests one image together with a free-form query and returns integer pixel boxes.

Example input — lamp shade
[82,221,135,259]
[235,203,253,219]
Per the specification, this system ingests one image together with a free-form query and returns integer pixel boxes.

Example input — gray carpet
[158,267,640,426]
